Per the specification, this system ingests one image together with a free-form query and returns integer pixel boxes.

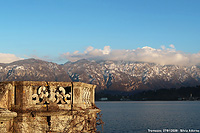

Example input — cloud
[169,44,175,49]
[25,54,54,62]
[0,53,23,63]
[60,45,200,66]
[161,45,166,50]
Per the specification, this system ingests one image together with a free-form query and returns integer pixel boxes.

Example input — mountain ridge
[0,58,200,92]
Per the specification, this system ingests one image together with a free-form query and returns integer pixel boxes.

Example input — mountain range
[0,58,200,92]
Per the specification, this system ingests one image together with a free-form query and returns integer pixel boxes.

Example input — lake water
[96,101,200,133]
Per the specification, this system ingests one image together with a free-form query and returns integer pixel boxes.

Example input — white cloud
[169,44,175,49]
[100,46,111,55]
[161,45,166,50]
[73,51,79,54]
[0,53,23,63]
[84,46,94,53]
[60,45,200,66]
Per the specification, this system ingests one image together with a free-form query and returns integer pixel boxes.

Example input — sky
[0,0,200,65]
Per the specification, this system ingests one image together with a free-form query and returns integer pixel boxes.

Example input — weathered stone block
[0,81,100,133]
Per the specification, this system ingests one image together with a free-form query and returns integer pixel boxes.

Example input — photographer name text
[148,129,200,133]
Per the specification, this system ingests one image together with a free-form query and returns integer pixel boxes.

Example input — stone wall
[0,81,100,133]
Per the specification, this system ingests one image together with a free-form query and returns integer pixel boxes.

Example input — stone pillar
[0,108,17,133]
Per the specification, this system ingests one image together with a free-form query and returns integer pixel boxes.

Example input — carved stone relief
[32,86,71,105]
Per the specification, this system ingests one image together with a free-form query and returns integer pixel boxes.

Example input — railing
[0,81,100,133]
[0,81,96,112]
[32,86,71,105]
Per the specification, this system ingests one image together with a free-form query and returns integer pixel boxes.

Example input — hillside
[0,58,200,92]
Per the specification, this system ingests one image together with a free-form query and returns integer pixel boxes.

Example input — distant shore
[96,86,200,101]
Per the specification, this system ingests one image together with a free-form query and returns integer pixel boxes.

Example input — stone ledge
[0,108,17,121]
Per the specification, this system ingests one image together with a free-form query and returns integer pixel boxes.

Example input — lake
[96,101,200,133]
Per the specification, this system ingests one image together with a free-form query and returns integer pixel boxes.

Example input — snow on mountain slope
[0,59,200,92]
[64,59,200,91]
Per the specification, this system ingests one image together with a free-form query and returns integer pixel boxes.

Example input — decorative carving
[82,87,91,104]
[32,94,39,105]
[38,86,49,104]
[32,86,71,105]
[55,87,71,104]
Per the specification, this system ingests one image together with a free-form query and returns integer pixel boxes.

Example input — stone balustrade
[0,81,100,133]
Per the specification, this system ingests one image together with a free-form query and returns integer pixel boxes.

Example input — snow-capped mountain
[64,59,200,91]
[0,59,70,82]
[0,58,200,92]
